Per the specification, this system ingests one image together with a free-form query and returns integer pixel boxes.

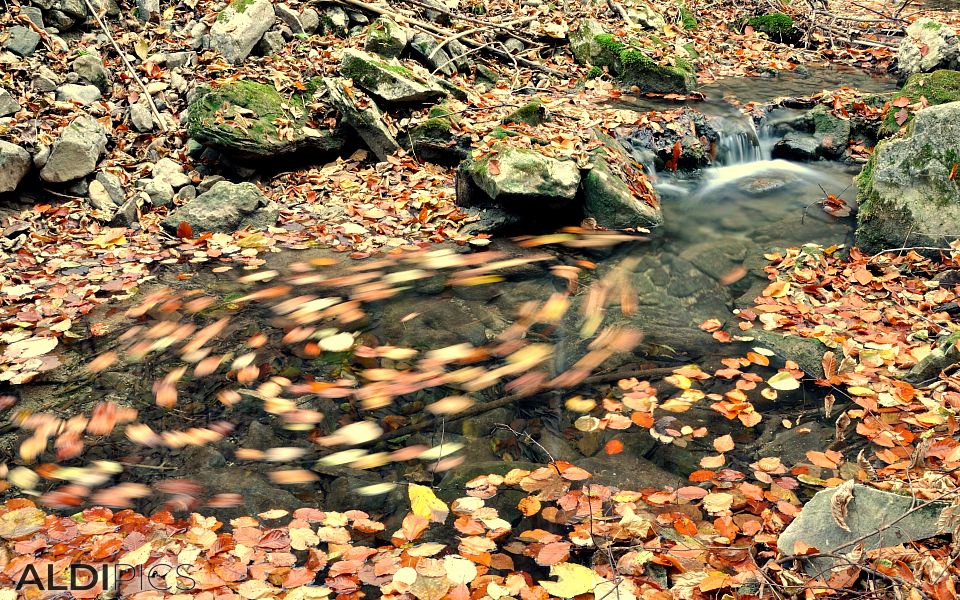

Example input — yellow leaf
[847,386,876,396]
[237,580,280,599]
[702,492,734,515]
[408,484,448,523]
[539,562,607,598]
[118,541,153,567]
[0,507,45,539]
[767,371,800,391]
[443,555,478,585]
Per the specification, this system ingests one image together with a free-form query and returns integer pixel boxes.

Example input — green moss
[620,49,654,68]
[748,13,794,35]
[679,4,698,30]
[922,20,942,30]
[881,70,960,136]
[409,117,451,141]
[586,66,603,79]
[218,0,256,21]
[428,104,453,119]
[503,100,546,126]
[490,126,518,139]
[682,42,699,58]
[594,33,626,56]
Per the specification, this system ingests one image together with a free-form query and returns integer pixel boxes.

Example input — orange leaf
[713,434,734,453]
[604,439,624,455]
[176,221,193,239]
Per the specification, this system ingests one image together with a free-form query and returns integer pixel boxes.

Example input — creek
[2,67,900,519]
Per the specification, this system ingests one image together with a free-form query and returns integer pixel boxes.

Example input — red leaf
[891,96,911,108]
[176,221,193,239]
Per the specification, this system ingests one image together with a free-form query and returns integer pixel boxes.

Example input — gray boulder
[460,145,580,208]
[129,103,154,132]
[56,0,86,19]
[55,84,102,106]
[152,158,191,189]
[138,178,175,207]
[300,8,320,33]
[256,30,285,56]
[95,171,125,204]
[364,16,408,58]
[583,128,662,229]
[72,55,111,93]
[40,114,108,183]
[3,26,40,57]
[208,0,276,64]
[87,179,119,216]
[897,18,959,78]
[0,89,20,117]
[323,77,399,162]
[136,0,159,20]
[20,7,44,28]
[0,142,31,193]
[856,101,960,253]
[340,49,446,104]
[274,3,306,33]
[771,133,819,161]
[162,181,278,233]
[409,33,455,76]
[46,10,76,31]
[778,483,946,572]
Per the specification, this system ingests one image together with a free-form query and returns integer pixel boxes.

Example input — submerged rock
[187,80,342,159]
[778,484,946,572]
[340,49,447,104]
[583,129,662,229]
[162,180,278,233]
[856,101,960,253]
[208,0,276,64]
[897,18,959,79]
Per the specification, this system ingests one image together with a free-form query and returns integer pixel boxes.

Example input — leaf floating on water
[318,332,355,352]
[408,484,449,523]
[538,562,606,598]
[767,371,800,391]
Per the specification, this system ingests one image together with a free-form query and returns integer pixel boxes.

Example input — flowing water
[3,68,902,516]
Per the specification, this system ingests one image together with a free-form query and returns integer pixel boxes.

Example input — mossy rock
[340,49,447,104]
[856,101,960,253]
[679,4,698,30]
[619,48,696,93]
[746,12,800,43]
[187,80,342,159]
[404,116,469,165]
[583,128,662,229]
[363,16,408,58]
[503,100,547,126]
[880,70,960,137]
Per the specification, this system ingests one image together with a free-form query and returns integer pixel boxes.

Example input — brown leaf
[831,479,854,532]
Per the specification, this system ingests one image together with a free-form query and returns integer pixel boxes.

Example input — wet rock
[138,177,175,207]
[0,141,31,194]
[459,145,580,210]
[200,468,304,521]
[162,180,278,233]
[55,83,102,106]
[188,80,342,159]
[583,128,662,229]
[256,30,285,55]
[129,103,154,132]
[3,26,40,57]
[244,420,279,450]
[856,101,960,253]
[209,0,276,64]
[748,328,826,379]
[340,49,447,104]
[581,451,684,491]
[40,114,108,183]
[735,171,799,195]
[72,54,110,93]
[0,89,21,117]
[438,460,539,506]
[897,18,959,78]
[620,109,715,170]
[409,33,455,76]
[375,294,491,349]
[778,484,946,572]
[771,132,819,161]
[324,76,399,162]
[756,420,832,469]
[364,16,408,58]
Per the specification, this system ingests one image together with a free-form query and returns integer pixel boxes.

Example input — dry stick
[399,0,541,44]
[80,0,168,132]
[331,0,566,76]
[428,16,537,60]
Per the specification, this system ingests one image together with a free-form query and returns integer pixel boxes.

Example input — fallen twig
[80,0,168,132]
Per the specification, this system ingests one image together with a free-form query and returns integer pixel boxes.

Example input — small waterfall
[714,115,765,165]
